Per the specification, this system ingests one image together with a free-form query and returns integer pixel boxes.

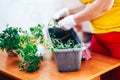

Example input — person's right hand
[57,15,76,30]
[53,8,69,21]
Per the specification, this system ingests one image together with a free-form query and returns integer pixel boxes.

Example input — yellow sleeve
[80,0,94,5]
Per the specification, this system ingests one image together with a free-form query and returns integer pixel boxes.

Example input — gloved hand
[58,15,76,30]
[53,8,69,21]
[82,43,91,60]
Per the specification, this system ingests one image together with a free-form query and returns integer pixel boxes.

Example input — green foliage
[17,41,43,72]
[17,24,45,72]
[0,27,23,51]
[19,32,33,47]
[49,28,82,52]
[51,38,82,50]
[30,24,44,44]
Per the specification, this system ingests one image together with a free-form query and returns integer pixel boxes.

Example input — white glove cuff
[69,15,76,26]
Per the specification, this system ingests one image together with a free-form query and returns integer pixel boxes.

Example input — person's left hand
[58,15,76,30]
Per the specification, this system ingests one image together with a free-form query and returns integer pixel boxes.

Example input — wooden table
[0,51,120,80]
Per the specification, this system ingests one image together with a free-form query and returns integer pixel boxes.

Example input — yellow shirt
[80,0,120,33]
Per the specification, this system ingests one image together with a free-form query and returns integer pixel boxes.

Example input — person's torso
[80,0,120,33]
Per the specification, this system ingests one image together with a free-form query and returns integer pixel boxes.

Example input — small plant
[49,28,82,52]
[17,26,44,72]
[50,38,82,51]
[0,27,23,56]
[17,40,43,72]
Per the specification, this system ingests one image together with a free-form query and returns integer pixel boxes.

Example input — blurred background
[0,0,91,33]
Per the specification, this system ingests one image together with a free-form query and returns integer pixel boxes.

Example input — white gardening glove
[58,15,76,30]
[53,8,69,21]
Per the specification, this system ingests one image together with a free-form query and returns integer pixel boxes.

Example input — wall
[0,0,91,32]
[0,0,55,31]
